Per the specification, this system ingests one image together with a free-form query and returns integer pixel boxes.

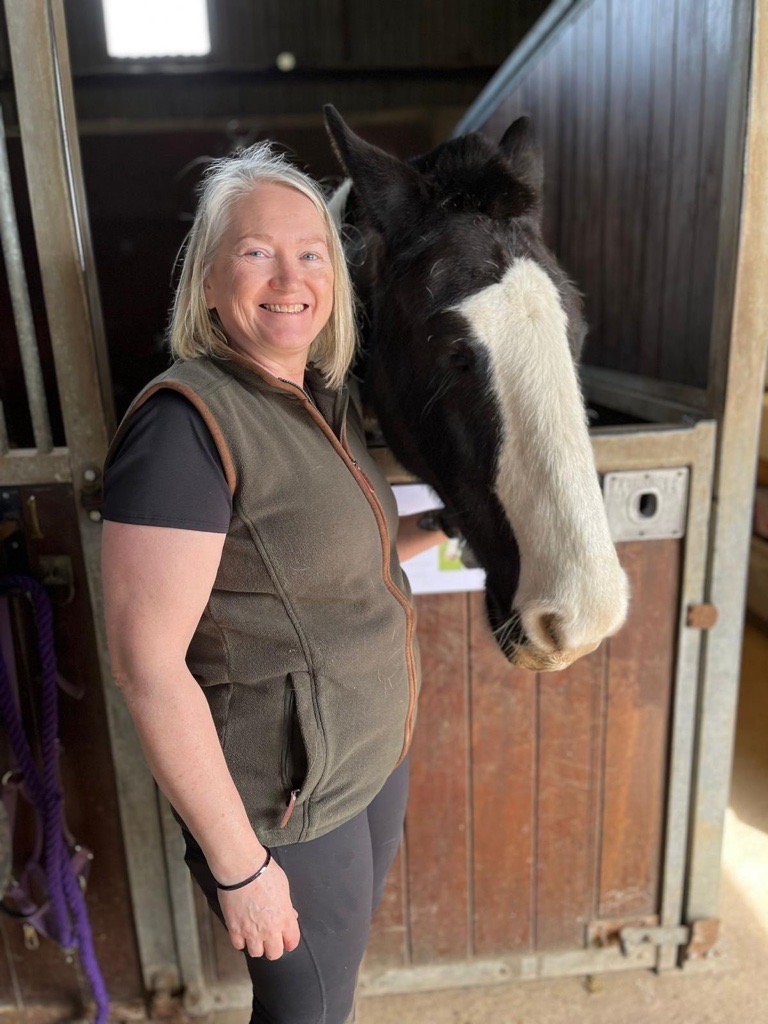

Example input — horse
[323,105,628,671]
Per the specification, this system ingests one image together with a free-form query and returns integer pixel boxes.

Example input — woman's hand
[219,858,301,960]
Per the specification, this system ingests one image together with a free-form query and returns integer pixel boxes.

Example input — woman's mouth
[259,303,308,314]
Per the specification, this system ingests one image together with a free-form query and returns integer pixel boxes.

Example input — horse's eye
[447,344,475,371]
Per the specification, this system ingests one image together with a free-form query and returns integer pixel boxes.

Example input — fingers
[262,938,284,960]
[283,922,301,953]
[229,916,301,959]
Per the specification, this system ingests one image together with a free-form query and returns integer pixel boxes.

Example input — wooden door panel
[536,645,606,949]
[469,592,536,956]
[598,540,680,919]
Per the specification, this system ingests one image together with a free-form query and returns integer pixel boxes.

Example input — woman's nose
[269,257,301,291]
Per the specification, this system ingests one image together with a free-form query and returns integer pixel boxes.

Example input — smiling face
[203,181,335,376]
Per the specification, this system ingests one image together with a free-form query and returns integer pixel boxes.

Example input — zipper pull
[279,789,301,828]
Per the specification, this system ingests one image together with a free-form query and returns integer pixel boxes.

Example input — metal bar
[0,449,72,486]
[686,0,768,924]
[0,107,53,454]
[452,0,579,137]
[655,422,717,972]
[706,0,754,420]
[3,0,178,993]
[47,0,115,433]
[581,365,709,422]
[157,794,208,1014]
[198,941,663,1014]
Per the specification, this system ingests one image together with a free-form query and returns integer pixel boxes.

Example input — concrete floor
[212,623,768,1024]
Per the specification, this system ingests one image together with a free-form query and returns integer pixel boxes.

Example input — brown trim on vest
[263,370,419,770]
[109,381,238,496]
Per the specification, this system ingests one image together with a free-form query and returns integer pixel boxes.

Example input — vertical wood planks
[598,540,681,919]
[687,0,733,385]
[469,592,536,955]
[477,0,733,392]
[660,0,707,386]
[602,0,631,371]
[405,594,471,962]
[366,842,408,966]
[580,0,609,354]
[536,645,607,949]
[639,0,677,379]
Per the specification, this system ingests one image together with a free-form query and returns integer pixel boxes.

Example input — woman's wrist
[214,848,272,890]
[204,835,268,885]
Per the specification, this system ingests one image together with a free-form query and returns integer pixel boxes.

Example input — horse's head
[324,106,629,671]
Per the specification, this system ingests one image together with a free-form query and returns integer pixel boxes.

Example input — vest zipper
[274,376,418,767]
[279,789,301,828]
[339,418,419,766]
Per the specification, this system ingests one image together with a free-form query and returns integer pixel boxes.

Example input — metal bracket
[618,925,690,956]
[602,467,689,541]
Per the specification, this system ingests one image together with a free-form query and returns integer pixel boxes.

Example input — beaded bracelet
[215,848,272,891]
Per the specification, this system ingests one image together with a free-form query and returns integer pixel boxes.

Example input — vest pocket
[281,678,307,790]
[279,671,326,827]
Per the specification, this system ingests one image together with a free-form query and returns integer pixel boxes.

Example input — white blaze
[453,258,628,662]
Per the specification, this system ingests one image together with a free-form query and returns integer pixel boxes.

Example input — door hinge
[588,916,690,956]
[686,603,719,630]
[618,924,690,956]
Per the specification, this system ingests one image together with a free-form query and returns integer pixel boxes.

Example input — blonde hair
[168,142,356,389]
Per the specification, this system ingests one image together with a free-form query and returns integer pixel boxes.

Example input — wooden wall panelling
[556,14,577,281]
[366,840,408,967]
[579,0,609,358]
[405,594,471,963]
[598,539,681,920]
[687,0,733,388]
[659,0,708,388]
[638,0,677,380]
[535,645,606,950]
[469,592,536,956]
[536,44,563,253]
[478,71,531,153]
[602,0,632,372]
[618,0,654,376]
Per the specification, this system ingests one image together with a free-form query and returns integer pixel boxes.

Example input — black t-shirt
[103,390,232,533]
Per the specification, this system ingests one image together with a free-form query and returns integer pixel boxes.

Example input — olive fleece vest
[104,352,421,846]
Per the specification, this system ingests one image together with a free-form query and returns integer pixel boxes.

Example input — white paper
[393,483,486,595]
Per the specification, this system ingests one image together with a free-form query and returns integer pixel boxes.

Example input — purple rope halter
[0,575,109,1024]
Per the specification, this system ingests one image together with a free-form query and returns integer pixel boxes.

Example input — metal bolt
[88,509,102,523]
[1,492,10,500]
[83,468,97,483]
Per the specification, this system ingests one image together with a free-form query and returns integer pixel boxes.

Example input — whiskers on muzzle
[492,609,524,656]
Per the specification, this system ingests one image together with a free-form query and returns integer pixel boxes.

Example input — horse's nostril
[536,612,562,652]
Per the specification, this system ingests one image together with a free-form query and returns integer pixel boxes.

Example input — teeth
[262,304,306,313]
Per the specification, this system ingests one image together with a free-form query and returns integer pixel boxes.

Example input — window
[102,0,210,59]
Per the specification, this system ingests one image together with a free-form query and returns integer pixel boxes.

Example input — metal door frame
[2,0,194,1001]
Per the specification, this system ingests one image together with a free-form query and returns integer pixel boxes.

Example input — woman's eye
[301,252,321,261]
[247,249,268,258]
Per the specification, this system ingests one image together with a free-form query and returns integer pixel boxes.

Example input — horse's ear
[324,104,426,234]
[498,116,544,196]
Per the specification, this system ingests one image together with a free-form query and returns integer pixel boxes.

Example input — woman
[100,143,446,1024]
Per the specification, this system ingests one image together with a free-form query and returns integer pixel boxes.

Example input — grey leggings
[182,756,410,1024]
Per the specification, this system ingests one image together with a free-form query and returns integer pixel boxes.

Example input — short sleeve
[103,389,232,533]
